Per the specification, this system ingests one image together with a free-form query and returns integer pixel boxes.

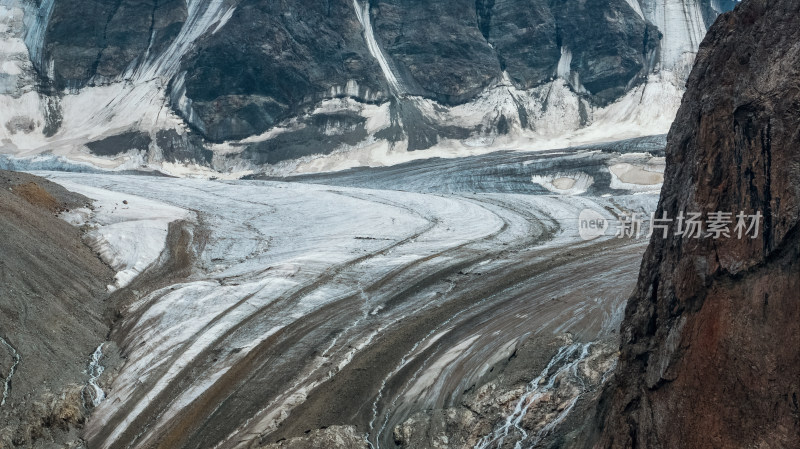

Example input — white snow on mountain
[352,0,404,95]
[0,0,717,177]
[638,0,708,77]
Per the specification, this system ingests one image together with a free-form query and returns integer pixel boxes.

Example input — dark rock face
[156,129,213,165]
[86,130,152,156]
[381,98,476,151]
[85,129,212,165]
[371,0,501,102]
[470,0,661,103]
[475,0,560,89]
[190,0,663,142]
[176,0,387,142]
[370,0,659,105]
[553,0,660,103]
[44,0,187,88]
[173,0,663,141]
[239,112,369,165]
[595,1,800,447]
[18,1,736,166]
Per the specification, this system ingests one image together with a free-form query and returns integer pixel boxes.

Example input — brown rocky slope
[592,0,800,447]
[0,171,114,447]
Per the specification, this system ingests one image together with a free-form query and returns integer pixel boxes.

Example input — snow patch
[353,0,403,94]
[50,180,193,291]
[556,47,572,79]
[608,162,664,192]
[531,172,595,196]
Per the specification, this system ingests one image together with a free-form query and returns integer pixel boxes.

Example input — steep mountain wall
[0,1,735,176]
[595,0,800,447]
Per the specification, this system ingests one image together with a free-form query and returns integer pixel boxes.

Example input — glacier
[30,142,663,448]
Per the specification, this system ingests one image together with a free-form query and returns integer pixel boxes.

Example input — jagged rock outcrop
[259,425,368,449]
[594,0,800,447]
[391,336,619,449]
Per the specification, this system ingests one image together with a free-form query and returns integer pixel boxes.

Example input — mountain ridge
[1,0,737,176]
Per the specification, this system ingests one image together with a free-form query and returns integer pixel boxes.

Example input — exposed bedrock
[43,0,188,88]
[32,0,731,141]
[181,0,663,141]
[590,0,800,447]
[170,0,388,142]
[0,0,739,170]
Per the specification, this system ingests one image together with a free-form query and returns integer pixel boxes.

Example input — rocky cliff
[594,0,800,447]
[0,0,736,176]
